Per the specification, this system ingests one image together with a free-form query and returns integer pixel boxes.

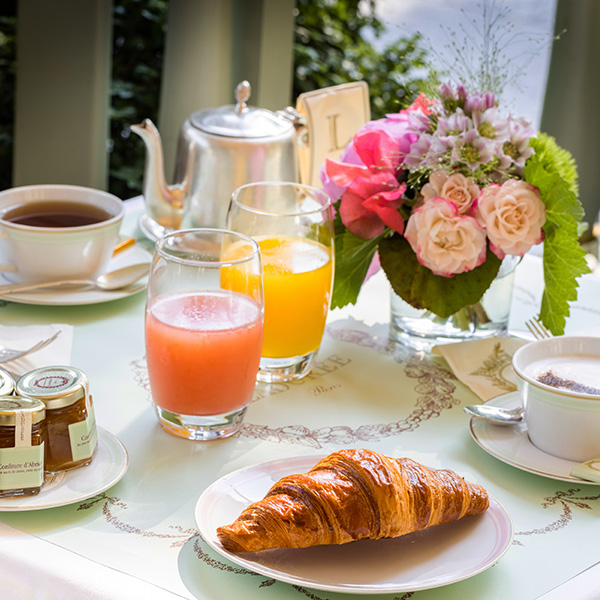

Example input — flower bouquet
[322,83,589,338]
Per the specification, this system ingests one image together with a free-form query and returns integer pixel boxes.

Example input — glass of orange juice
[226,182,333,383]
[145,229,264,440]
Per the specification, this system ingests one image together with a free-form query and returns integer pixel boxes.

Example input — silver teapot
[131,81,303,239]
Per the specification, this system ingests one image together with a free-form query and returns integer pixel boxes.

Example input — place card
[296,81,370,187]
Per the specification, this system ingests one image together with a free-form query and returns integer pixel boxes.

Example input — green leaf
[524,157,590,335]
[379,235,502,318]
[331,228,383,309]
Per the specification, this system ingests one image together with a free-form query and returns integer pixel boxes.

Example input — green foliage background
[0,0,433,198]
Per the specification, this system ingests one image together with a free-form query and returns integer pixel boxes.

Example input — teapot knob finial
[234,80,251,114]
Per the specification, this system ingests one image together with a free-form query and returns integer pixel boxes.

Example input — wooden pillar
[232,0,296,111]
[540,0,600,238]
[158,0,295,179]
[157,0,234,180]
[13,0,113,189]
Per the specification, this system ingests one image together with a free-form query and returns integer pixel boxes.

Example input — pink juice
[145,291,263,416]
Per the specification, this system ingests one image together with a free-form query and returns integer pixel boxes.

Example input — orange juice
[258,236,332,358]
[145,291,263,416]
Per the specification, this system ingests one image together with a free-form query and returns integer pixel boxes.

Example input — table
[1,199,599,600]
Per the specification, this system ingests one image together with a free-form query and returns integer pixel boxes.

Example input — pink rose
[405,198,487,277]
[421,171,480,214]
[473,180,545,258]
[339,172,406,239]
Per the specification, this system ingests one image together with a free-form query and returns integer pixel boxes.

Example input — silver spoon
[464,404,524,426]
[0,263,151,294]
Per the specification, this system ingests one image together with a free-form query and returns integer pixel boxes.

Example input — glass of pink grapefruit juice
[145,229,264,440]
[227,182,333,383]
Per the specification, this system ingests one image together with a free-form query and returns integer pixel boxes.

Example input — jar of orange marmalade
[0,396,45,497]
[0,368,15,397]
[17,366,97,473]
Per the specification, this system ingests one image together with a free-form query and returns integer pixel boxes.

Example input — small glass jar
[17,366,97,473]
[0,396,45,497]
[0,368,15,396]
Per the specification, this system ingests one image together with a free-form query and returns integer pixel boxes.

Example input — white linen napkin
[0,323,73,379]
[433,336,529,401]
[535,561,600,599]
[0,521,187,600]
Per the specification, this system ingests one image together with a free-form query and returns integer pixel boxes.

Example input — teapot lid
[189,81,293,138]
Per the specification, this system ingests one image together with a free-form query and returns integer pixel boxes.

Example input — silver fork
[0,330,62,363]
[525,318,552,340]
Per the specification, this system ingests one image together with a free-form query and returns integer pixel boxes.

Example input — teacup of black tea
[0,184,124,283]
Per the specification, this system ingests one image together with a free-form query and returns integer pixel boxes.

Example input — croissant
[216,448,489,553]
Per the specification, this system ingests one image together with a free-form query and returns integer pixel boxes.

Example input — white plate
[469,392,600,484]
[195,455,513,595]
[0,428,128,511]
[0,244,152,305]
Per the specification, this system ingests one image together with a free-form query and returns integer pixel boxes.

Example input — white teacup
[0,184,124,283]
[513,336,600,462]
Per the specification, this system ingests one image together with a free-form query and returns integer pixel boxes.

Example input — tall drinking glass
[227,182,334,383]
[145,229,264,440]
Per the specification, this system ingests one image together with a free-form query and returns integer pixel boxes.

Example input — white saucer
[0,244,152,306]
[195,455,513,594]
[0,428,128,511]
[469,392,600,484]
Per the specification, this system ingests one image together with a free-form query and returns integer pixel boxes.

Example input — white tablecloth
[1,198,599,600]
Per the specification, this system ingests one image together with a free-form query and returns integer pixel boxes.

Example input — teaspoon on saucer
[0,263,151,294]
[464,404,524,425]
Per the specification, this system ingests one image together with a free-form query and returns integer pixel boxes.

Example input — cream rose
[421,170,480,214]
[405,198,487,277]
[474,180,545,258]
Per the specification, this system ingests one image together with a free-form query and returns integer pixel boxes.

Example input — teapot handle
[276,107,308,148]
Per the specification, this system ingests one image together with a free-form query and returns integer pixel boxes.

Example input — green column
[13,0,113,190]
[541,0,600,240]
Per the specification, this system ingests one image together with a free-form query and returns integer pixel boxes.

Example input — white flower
[405,198,487,277]
[421,170,480,214]
[473,180,545,258]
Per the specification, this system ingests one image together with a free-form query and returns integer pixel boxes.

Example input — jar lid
[17,366,88,410]
[0,368,15,396]
[0,396,45,425]
[189,80,292,138]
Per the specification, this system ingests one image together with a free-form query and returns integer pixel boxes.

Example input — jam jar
[17,366,97,473]
[0,368,15,396]
[0,396,45,497]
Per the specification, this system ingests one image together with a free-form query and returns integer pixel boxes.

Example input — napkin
[0,323,73,379]
[536,561,600,600]
[433,336,528,401]
[0,521,185,600]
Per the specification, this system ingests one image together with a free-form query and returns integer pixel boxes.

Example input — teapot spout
[130,118,185,230]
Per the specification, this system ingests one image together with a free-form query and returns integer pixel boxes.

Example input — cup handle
[0,230,17,272]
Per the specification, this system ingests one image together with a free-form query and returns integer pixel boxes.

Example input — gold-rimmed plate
[195,455,513,595]
[0,428,128,511]
[469,392,600,484]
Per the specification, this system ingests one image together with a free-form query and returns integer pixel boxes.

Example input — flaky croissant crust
[217,448,489,553]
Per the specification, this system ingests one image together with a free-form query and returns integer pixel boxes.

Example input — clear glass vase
[389,257,518,351]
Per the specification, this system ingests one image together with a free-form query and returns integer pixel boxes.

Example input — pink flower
[339,172,406,239]
[405,198,487,277]
[399,92,437,116]
[325,128,407,188]
[473,180,545,258]
[421,171,480,214]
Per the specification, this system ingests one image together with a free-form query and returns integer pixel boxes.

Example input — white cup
[0,184,124,283]
[513,336,600,462]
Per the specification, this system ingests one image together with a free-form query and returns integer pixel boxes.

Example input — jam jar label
[0,444,44,490]
[68,406,98,462]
